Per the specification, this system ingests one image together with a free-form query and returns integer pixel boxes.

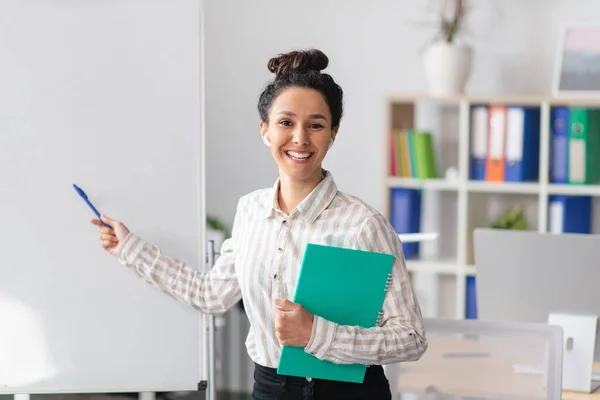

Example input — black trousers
[252,362,392,400]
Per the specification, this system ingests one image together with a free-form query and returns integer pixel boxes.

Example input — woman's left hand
[273,299,314,347]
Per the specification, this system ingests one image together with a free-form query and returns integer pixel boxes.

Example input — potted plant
[489,207,530,231]
[206,215,231,239]
[423,0,472,96]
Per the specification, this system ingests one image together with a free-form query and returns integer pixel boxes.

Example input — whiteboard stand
[205,240,217,400]
[14,394,29,400]
[134,240,218,400]
[139,392,156,400]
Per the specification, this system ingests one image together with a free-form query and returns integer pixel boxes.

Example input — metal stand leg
[206,240,217,400]
[14,394,29,400]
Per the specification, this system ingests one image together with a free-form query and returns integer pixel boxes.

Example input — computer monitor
[473,228,600,393]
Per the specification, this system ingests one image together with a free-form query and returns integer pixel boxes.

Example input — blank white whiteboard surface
[0,0,205,394]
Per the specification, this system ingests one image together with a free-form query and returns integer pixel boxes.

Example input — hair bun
[267,49,329,78]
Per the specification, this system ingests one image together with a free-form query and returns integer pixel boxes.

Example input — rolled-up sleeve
[116,201,243,315]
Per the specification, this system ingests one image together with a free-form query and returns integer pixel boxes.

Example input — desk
[386,333,561,399]
[563,389,600,400]
[388,340,600,400]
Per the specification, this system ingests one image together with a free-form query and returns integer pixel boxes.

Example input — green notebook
[276,243,395,383]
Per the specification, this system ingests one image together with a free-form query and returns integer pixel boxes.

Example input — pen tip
[73,184,85,197]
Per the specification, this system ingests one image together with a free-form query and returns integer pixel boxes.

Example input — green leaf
[206,215,231,238]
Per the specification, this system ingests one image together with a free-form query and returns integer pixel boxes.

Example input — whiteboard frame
[199,1,212,398]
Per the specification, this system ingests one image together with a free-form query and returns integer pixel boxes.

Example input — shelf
[388,178,544,194]
[385,93,600,319]
[387,94,463,105]
[467,181,539,194]
[387,94,547,105]
[388,93,600,107]
[548,184,600,196]
[406,259,477,277]
[464,265,476,277]
[387,177,460,191]
[547,97,600,106]
[406,259,459,274]
[388,179,600,196]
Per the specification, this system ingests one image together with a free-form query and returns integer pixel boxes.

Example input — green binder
[568,107,600,184]
[411,131,437,179]
[276,243,395,383]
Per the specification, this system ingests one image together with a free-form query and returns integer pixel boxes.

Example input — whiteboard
[0,0,206,394]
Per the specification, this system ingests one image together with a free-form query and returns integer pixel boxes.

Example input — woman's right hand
[90,215,131,256]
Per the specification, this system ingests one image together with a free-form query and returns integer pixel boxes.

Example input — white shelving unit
[385,94,600,319]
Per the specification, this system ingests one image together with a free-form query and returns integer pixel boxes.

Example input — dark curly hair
[257,49,344,129]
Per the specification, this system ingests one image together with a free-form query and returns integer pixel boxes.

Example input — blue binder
[389,188,421,259]
[548,195,592,234]
[504,106,541,182]
[469,105,488,181]
[465,276,477,319]
[550,107,569,184]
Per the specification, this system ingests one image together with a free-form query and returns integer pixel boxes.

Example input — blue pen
[73,184,112,229]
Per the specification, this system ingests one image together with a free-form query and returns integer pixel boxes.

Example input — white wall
[204,0,600,393]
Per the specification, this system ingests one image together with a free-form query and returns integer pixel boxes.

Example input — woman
[92,48,427,400]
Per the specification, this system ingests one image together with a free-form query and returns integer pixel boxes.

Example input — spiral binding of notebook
[375,272,393,326]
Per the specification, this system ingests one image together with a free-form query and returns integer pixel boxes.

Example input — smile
[285,150,313,161]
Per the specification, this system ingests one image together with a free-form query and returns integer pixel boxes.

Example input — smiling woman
[91,48,427,400]
[257,49,344,217]
[257,50,343,214]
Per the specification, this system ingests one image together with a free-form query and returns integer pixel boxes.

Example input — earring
[263,133,271,148]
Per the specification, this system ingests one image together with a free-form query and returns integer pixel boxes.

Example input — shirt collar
[263,169,338,223]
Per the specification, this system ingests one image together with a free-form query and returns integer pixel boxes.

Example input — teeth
[286,151,311,159]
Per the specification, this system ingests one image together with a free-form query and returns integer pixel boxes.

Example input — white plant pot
[423,42,472,96]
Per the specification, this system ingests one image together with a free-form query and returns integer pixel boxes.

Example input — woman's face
[260,87,337,183]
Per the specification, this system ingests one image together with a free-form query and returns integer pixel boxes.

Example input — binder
[465,276,477,319]
[470,105,488,180]
[568,107,600,184]
[389,188,422,259]
[407,129,418,178]
[548,195,592,234]
[485,105,507,182]
[277,243,395,383]
[395,129,403,177]
[568,107,587,184]
[504,106,541,182]
[412,131,437,179]
[389,130,397,176]
[550,106,569,183]
[399,129,412,177]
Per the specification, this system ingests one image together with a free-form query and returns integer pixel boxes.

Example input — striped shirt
[117,169,427,368]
